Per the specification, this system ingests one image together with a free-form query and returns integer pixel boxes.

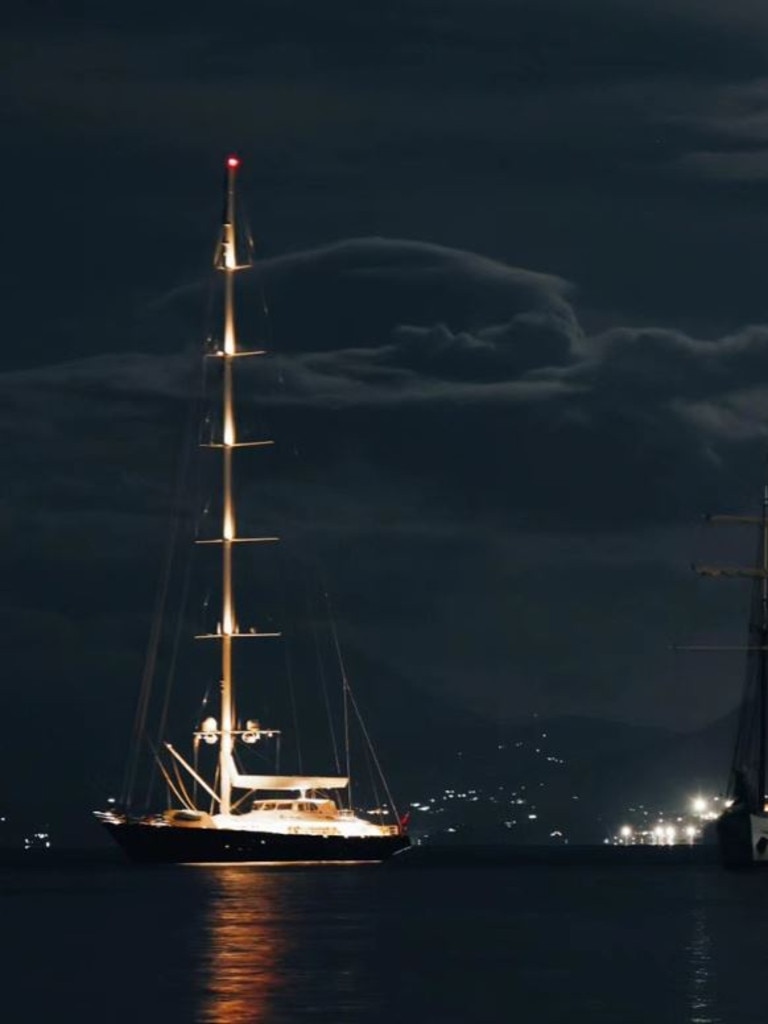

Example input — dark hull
[100,820,410,865]
[716,807,768,868]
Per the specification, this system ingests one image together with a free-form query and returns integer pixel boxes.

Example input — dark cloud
[2,238,767,759]
[674,150,768,181]
[10,238,768,533]
[6,0,768,373]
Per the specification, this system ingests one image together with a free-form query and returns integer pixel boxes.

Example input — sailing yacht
[695,487,768,867]
[94,156,410,864]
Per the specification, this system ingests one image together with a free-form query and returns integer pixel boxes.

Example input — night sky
[5,0,768,837]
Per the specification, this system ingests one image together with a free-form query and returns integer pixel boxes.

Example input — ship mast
[218,155,246,815]
[190,157,282,816]
[758,484,768,807]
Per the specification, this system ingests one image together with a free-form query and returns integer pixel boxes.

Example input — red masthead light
[227,155,240,169]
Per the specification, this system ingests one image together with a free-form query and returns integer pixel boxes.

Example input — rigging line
[308,578,342,775]
[259,264,309,775]
[143,735,176,814]
[141,354,209,809]
[277,546,303,773]
[228,744,277,811]
[170,757,196,811]
[251,245,275,361]
[121,529,174,809]
[364,745,384,822]
[144,733,186,811]
[231,787,257,812]
[146,515,198,805]
[122,354,201,811]
[346,680,400,821]
[326,590,354,811]
[357,724,383,820]
[157,757,188,811]
[193,735,200,807]
[138,736,164,813]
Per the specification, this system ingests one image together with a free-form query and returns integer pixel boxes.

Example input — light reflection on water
[687,904,720,1024]
[198,869,286,1023]
[196,868,378,1024]
[7,861,768,1024]
[193,865,737,1024]
[191,864,743,1024]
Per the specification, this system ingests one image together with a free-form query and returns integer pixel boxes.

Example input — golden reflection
[198,868,289,1024]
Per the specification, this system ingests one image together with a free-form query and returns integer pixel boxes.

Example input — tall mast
[218,154,243,815]
[199,157,280,814]
[759,484,768,808]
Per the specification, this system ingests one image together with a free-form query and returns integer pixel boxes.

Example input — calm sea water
[0,857,763,1023]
